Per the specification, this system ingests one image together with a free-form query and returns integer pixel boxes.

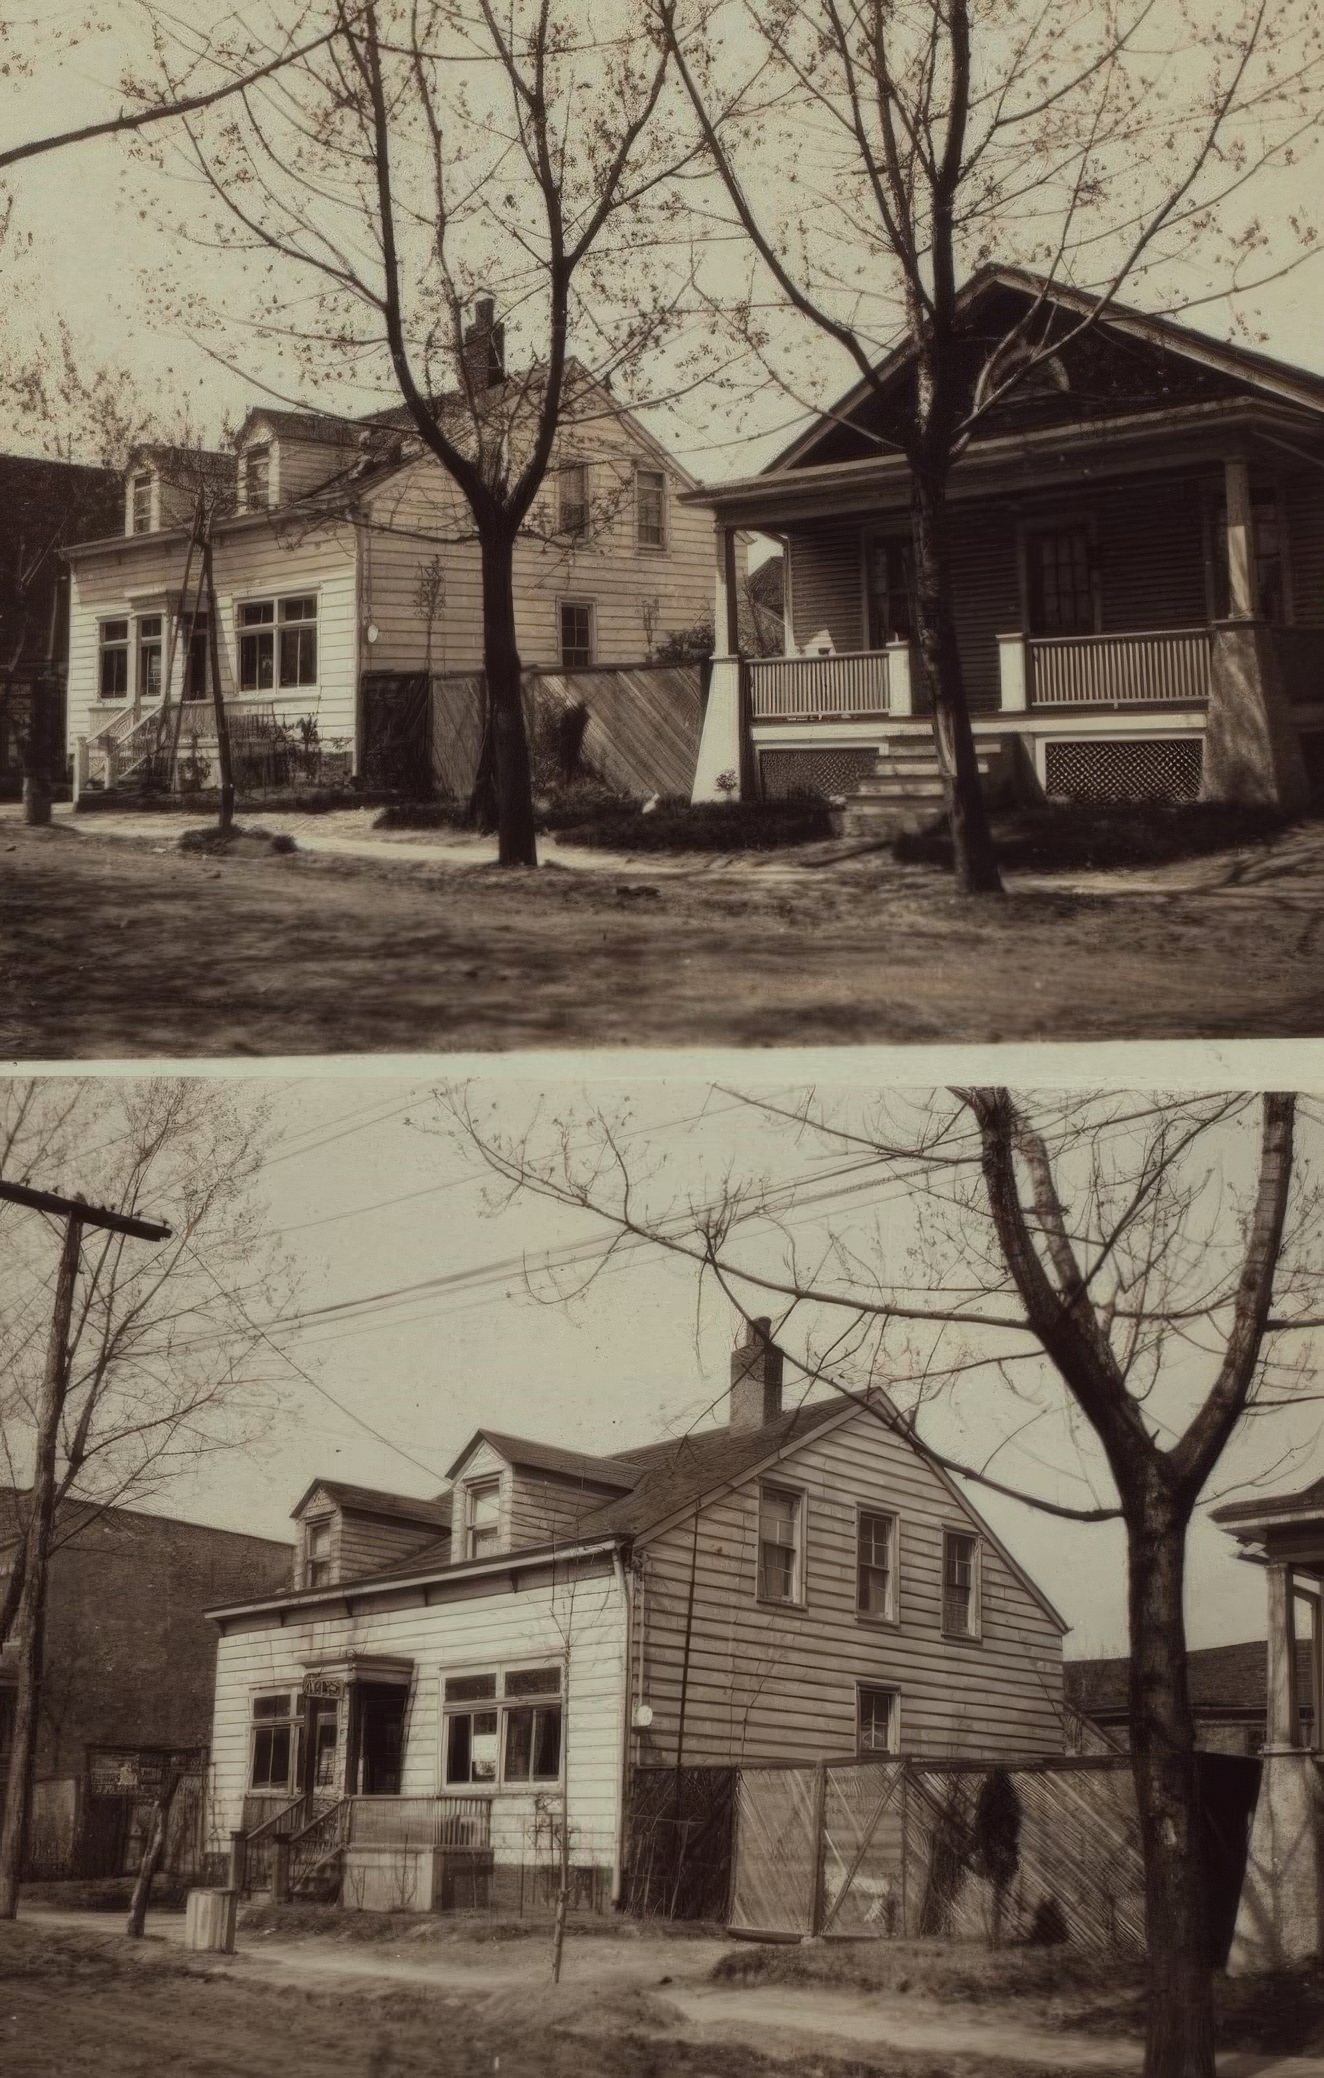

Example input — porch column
[997,633,1029,712]
[72,736,88,806]
[691,656,745,802]
[1229,1557,1324,1973]
[713,524,741,659]
[885,640,914,718]
[1267,1562,1299,1749]
[1224,456,1256,621]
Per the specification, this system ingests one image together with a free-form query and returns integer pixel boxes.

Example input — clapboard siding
[362,426,721,677]
[1287,472,1324,626]
[1090,476,1211,633]
[209,1553,627,1867]
[632,1406,1065,1768]
[66,519,359,757]
[507,1473,628,1551]
[337,1512,441,1581]
[786,521,866,653]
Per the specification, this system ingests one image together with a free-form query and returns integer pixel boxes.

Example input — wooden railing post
[998,633,1029,712]
[272,1838,290,1904]
[885,642,911,717]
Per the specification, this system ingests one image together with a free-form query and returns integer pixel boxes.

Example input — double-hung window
[98,620,130,700]
[636,467,666,550]
[559,601,593,668]
[857,1510,897,1621]
[249,1692,299,1791]
[942,1530,980,1639]
[243,444,272,511]
[238,594,318,692]
[558,462,589,537]
[304,1520,332,1588]
[464,1479,500,1560]
[857,1684,899,1755]
[757,1483,803,1604]
[442,1664,563,1788]
[130,472,153,535]
[1026,527,1094,635]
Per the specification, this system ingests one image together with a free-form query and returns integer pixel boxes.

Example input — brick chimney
[729,1316,784,1432]
[462,295,505,391]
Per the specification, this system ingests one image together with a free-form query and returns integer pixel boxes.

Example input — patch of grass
[559,796,833,853]
[711,1935,1131,2007]
[237,1901,718,1944]
[76,788,386,816]
[895,801,1292,875]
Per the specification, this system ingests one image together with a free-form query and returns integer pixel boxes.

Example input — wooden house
[205,1320,1068,1914]
[688,266,1324,822]
[62,303,720,801]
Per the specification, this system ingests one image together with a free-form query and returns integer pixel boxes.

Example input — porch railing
[1027,628,1212,708]
[347,1795,492,1849]
[748,650,890,719]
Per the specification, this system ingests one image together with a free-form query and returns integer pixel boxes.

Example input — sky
[1,1,1323,481]
[23,1070,1315,1667]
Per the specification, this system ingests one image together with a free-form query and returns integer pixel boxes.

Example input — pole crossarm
[0,1178,171,1242]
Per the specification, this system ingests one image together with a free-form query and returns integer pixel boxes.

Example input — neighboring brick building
[0,1492,291,1877]
[1066,1639,1314,1756]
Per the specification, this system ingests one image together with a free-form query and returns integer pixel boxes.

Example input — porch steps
[836,735,1015,839]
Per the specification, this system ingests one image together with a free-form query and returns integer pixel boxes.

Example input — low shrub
[21,1875,191,1913]
[177,825,297,857]
[372,799,470,831]
[536,784,643,832]
[895,800,1291,875]
[556,796,832,853]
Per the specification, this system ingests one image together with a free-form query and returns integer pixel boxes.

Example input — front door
[303,1698,341,1797]
[353,1684,408,1796]
[865,532,917,649]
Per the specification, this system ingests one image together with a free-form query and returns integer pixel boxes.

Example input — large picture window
[98,619,130,700]
[442,1664,563,1788]
[249,1692,299,1791]
[757,1483,803,1604]
[238,594,318,692]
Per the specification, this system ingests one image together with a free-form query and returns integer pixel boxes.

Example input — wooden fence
[639,1751,1259,1961]
[431,663,704,803]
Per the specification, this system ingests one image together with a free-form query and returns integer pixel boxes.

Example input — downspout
[611,1545,632,1907]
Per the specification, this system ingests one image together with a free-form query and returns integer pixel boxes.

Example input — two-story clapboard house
[205,1320,1068,1915]
[63,303,720,800]
[689,265,1324,823]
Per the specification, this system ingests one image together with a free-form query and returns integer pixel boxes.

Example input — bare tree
[442,1083,1324,2078]
[147,0,686,863]
[0,1079,291,1914]
[656,0,1324,892]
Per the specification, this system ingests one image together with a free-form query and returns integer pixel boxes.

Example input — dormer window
[464,1479,500,1560]
[243,444,272,512]
[304,1519,333,1588]
[131,472,153,536]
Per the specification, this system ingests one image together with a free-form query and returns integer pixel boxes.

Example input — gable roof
[1066,1638,1313,1719]
[447,1428,641,1491]
[1212,1473,1324,1530]
[772,263,1324,475]
[290,1478,452,1530]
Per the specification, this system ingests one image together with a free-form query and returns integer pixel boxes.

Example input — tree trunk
[1127,1496,1215,2078]
[911,468,1003,895]
[0,1216,81,1919]
[479,529,537,868]
[202,538,235,833]
[19,672,54,828]
[126,1768,182,1938]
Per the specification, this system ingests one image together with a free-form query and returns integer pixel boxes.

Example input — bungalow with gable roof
[686,265,1324,825]
[204,1319,1068,1914]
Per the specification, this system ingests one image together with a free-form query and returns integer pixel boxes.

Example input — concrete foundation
[1227,1750,1324,1974]
[1201,619,1310,811]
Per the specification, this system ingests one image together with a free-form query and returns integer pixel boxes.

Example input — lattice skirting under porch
[1043,736,1203,804]
[758,746,879,800]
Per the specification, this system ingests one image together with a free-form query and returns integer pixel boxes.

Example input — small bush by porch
[895,799,1295,876]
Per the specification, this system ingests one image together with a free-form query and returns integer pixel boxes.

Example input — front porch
[694,436,1324,814]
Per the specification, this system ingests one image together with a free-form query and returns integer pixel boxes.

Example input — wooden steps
[835,734,1013,838]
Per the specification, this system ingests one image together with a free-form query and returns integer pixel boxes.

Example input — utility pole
[0,1180,170,1917]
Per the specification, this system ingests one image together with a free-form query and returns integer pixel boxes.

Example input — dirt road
[5,817,1324,1055]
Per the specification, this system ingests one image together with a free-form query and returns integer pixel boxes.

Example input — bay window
[442,1664,563,1788]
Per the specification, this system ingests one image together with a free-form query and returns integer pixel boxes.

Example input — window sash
[244,447,271,509]
[1028,529,1093,635]
[942,1533,978,1635]
[558,464,588,536]
[98,623,130,699]
[636,469,665,547]
[857,1686,896,1754]
[857,1511,895,1617]
[559,603,592,667]
[442,1666,565,1787]
[757,1485,801,1603]
[131,476,152,534]
[238,596,318,689]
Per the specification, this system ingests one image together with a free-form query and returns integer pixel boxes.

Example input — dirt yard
[4,814,1324,1056]
[10,1913,1324,2078]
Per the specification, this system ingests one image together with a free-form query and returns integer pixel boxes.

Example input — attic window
[464,1479,500,1560]
[975,344,1070,414]
[558,462,589,537]
[305,1520,332,1589]
[243,444,271,511]
[131,472,153,535]
[636,467,666,550]
[942,1530,980,1639]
